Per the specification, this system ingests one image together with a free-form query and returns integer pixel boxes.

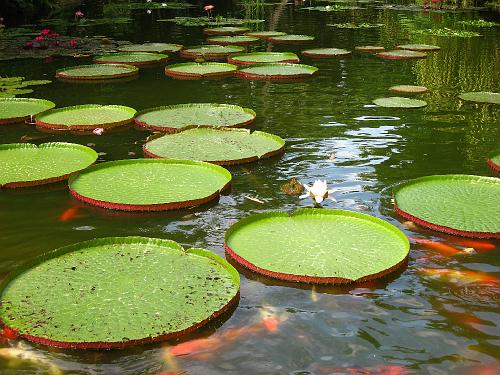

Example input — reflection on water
[0,1,499,374]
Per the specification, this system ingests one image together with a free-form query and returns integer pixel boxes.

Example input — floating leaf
[244,31,287,39]
[376,50,427,60]
[355,45,385,53]
[204,26,250,35]
[0,98,55,124]
[268,34,315,44]
[180,45,245,60]
[458,92,500,105]
[373,97,427,108]
[228,52,299,65]
[56,64,139,81]
[301,48,351,58]
[328,23,383,29]
[94,52,168,66]
[118,43,183,53]
[236,63,318,80]
[20,80,52,86]
[389,85,428,94]
[396,44,440,52]
[413,28,481,37]
[206,35,260,46]
[165,62,237,79]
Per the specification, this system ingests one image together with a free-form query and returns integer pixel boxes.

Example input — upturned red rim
[180,50,239,61]
[206,39,259,46]
[0,115,31,125]
[301,51,352,59]
[235,70,317,81]
[355,46,385,53]
[35,118,133,131]
[94,58,168,67]
[165,69,235,80]
[227,57,300,66]
[268,37,314,44]
[2,171,78,189]
[376,51,427,60]
[486,158,500,173]
[56,70,138,81]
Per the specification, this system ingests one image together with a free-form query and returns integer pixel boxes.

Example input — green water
[0,2,499,374]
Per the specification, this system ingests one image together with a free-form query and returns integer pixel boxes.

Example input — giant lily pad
[225,209,410,284]
[0,142,97,188]
[134,103,256,132]
[268,35,315,44]
[207,35,260,46]
[301,48,351,59]
[35,104,136,131]
[487,150,500,173]
[204,26,250,35]
[0,98,55,124]
[180,45,245,61]
[394,175,500,238]
[373,97,427,108]
[458,92,500,105]
[69,159,232,211]
[144,128,285,165]
[389,85,428,94]
[244,31,287,39]
[228,52,299,66]
[55,64,139,81]
[235,63,318,81]
[355,45,385,53]
[165,62,237,79]
[396,44,440,52]
[0,236,240,348]
[94,52,168,66]
[376,50,427,60]
[118,43,183,53]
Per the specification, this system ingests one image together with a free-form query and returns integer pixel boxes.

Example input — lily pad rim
[227,52,300,65]
[236,63,319,80]
[0,97,56,124]
[301,48,352,58]
[55,64,139,80]
[486,149,500,172]
[164,62,238,78]
[204,26,251,35]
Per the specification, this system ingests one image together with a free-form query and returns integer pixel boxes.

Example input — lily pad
[144,128,285,165]
[373,97,427,108]
[389,85,428,94]
[94,52,168,66]
[228,52,299,65]
[393,175,500,238]
[355,45,385,53]
[301,48,351,59]
[135,103,256,132]
[180,45,245,61]
[118,43,183,53]
[0,98,55,124]
[268,34,315,44]
[328,23,383,29]
[376,50,427,60]
[204,26,250,35]
[458,92,500,105]
[225,209,410,284]
[206,35,260,46]
[35,104,136,131]
[165,62,237,79]
[487,150,500,173]
[69,159,232,211]
[244,31,287,39]
[0,142,97,188]
[236,63,318,81]
[56,64,139,81]
[0,236,239,348]
[397,44,440,52]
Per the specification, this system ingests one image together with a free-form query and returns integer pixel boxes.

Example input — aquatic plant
[0,76,51,98]
[235,63,319,81]
[0,98,55,124]
[457,19,499,27]
[158,16,264,27]
[165,62,237,79]
[328,23,384,29]
[413,28,481,37]
[55,64,139,81]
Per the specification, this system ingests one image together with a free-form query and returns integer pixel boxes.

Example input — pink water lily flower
[299,180,336,205]
[74,10,84,18]
[204,5,215,11]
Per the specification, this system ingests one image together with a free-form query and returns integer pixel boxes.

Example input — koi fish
[409,237,462,255]
[448,238,496,251]
[443,310,487,329]
[0,343,62,375]
[417,268,500,285]
[59,207,85,222]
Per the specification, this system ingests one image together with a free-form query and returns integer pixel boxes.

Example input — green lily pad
[0,98,55,124]
[457,19,500,27]
[0,236,239,348]
[268,34,315,44]
[355,45,385,53]
[180,45,245,60]
[135,103,256,132]
[413,28,481,37]
[35,104,136,131]
[204,26,250,35]
[458,92,500,105]
[165,62,237,79]
[373,97,427,108]
[56,64,139,81]
[118,43,183,53]
[487,149,500,172]
[144,128,285,165]
[236,63,318,80]
[0,142,97,188]
[225,209,410,284]
[244,31,287,39]
[394,175,500,238]
[94,52,168,66]
[228,52,299,65]
[327,23,383,29]
[397,44,440,52]
[18,80,52,86]
[376,50,427,60]
[206,35,260,46]
[69,159,232,211]
[301,48,352,58]
[389,85,428,94]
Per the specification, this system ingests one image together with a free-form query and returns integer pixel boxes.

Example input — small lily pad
[376,50,427,60]
[0,98,55,124]
[144,128,285,165]
[236,63,318,81]
[204,26,250,35]
[389,85,428,94]
[397,44,440,52]
[0,236,239,348]
[56,64,139,81]
[165,62,237,79]
[228,52,299,65]
[459,92,500,105]
[180,45,245,61]
[207,35,260,46]
[373,97,427,108]
[355,46,385,53]
[328,23,383,29]
[94,52,168,66]
[118,43,183,53]
[301,48,351,59]
[244,31,287,39]
[268,34,315,44]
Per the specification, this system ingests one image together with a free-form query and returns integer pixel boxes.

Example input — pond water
[0,1,499,374]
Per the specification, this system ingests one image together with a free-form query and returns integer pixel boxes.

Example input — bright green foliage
[245,31,287,38]
[0,98,55,121]
[459,91,500,104]
[36,105,136,127]
[230,52,299,63]
[183,45,244,55]
[94,52,168,63]
[159,16,264,27]
[118,43,183,53]
[0,76,51,97]
[373,97,427,108]
[413,28,481,37]
[204,26,250,34]
[328,23,383,29]
[270,34,314,42]
[166,63,237,75]
[207,36,259,44]
[56,64,138,78]
[239,63,318,76]
[457,19,499,27]
[302,48,351,57]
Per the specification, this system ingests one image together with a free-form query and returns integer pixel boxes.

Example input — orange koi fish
[409,237,462,255]
[59,207,85,222]
[448,238,496,251]
[417,268,500,285]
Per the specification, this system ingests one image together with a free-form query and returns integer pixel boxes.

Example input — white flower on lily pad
[299,179,336,205]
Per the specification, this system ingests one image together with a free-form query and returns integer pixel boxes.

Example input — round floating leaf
[134,103,256,132]
[118,43,183,53]
[225,209,410,284]
[0,142,97,188]
[94,52,168,66]
[165,62,237,79]
[389,85,428,94]
[376,50,427,60]
[244,31,287,39]
[487,149,500,173]
[355,45,385,53]
[301,48,352,59]
[180,45,245,60]
[396,43,440,52]
[69,159,232,211]
[144,128,285,165]
[373,97,427,108]
[35,104,136,131]
[0,236,240,348]
[206,35,260,46]
[394,175,500,238]
[204,26,250,35]
[268,34,315,44]
[228,52,299,65]
[235,63,318,81]
[459,92,500,105]
[56,64,139,81]
[0,98,55,124]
